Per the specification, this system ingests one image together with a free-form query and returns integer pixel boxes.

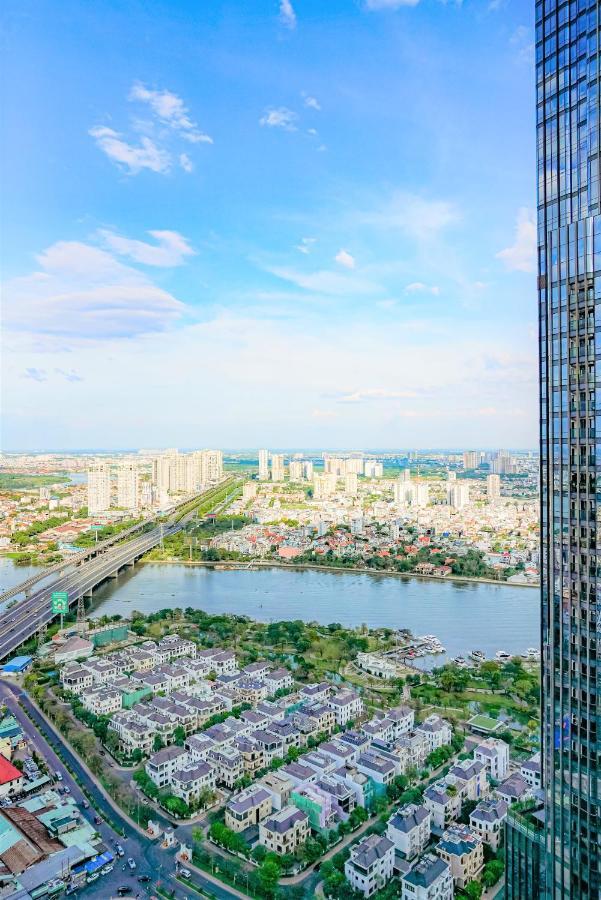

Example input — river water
[84,563,540,666]
[0,557,540,665]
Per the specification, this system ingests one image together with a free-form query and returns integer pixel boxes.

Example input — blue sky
[2,0,537,451]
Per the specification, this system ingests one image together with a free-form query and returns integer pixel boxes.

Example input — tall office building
[87,463,111,515]
[116,463,139,510]
[258,449,269,481]
[505,4,601,898]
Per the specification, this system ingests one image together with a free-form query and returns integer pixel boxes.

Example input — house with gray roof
[225,785,273,833]
[344,833,394,897]
[387,803,431,860]
[401,852,453,900]
[259,805,310,855]
[469,797,508,850]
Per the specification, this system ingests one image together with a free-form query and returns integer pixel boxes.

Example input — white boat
[470,650,486,662]
[525,647,540,660]
[495,650,511,662]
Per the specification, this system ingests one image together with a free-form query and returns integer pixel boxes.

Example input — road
[0,526,179,662]
[0,479,239,663]
[0,679,245,900]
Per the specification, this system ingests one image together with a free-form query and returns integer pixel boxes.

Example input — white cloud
[89,126,171,174]
[496,208,536,273]
[365,0,420,9]
[3,309,537,449]
[3,241,185,340]
[23,368,47,382]
[359,192,459,240]
[311,409,338,419]
[179,153,193,173]
[129,82,213,144]
[335,249,356,270]
[337,388,419,403]
[99,230,195,267]
[55,368,84,382]
[510,25,535,64]
[296,237,316,254]
[303,95,321,110]
[279,0,297,29]
[259,107,298,131]
[405,282,440,295]
[267,265,380,296]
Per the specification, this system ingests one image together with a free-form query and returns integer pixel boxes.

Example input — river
[82,562,540,666]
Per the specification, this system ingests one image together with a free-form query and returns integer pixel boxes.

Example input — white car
[127,858,136,871]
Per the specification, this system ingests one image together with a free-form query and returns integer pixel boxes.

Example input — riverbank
[139,556,539,590]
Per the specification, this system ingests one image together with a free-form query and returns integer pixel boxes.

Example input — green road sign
[51,591,69,614]
[90,525,103,530]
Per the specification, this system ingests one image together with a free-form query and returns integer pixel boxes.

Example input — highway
[0,479,239,663]
[0,525,178,661]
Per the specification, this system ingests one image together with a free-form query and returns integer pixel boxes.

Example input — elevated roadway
[0,478,240,661]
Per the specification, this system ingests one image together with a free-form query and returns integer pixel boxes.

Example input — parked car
[80,800,90,809]
[94,815,102,825]
[117,887,132,896]
[55,771,63,781]
[116,844,125,857]
[127,857,136,870]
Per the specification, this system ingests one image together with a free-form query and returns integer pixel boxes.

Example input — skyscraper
[486,473,501,501]
[87,463,111,515]
[258,449,269,481]
[116,463,139,510]
[270,453,285,482]
[506,4,601,897]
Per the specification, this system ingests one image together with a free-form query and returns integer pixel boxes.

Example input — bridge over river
[0,478,240,661]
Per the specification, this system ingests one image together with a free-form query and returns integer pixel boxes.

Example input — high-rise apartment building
[270,453,285,482]
[486,473,501,502]
[87,463,111,515]
[505,4,601,898]
[345,472,358,496]
[289,460,304,481]
[258,449,269,481]
[364,460,383,478]
[462,451,480,470]
[116,463,139,510]
[200,449,223,485]
[448,482,470,510]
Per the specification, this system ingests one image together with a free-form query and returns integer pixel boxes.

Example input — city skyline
[2,0,537,451]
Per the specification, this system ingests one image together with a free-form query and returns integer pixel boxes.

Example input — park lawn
[460,690,524,711]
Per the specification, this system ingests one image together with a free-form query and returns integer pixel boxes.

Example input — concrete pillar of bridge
[109,570,119,579]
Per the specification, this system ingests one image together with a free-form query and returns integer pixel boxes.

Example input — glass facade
[537,0,601,897]
[505,803,546,899]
